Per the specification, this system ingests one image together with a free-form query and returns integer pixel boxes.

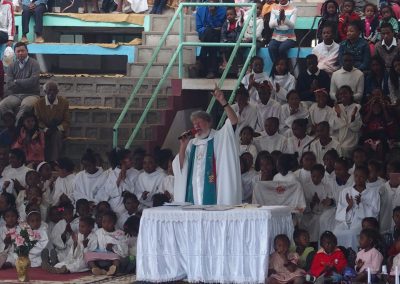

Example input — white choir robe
[255,99,281,132]
[379,182,400,233]
[232,103,258,138]
[279,102,309,135]
[241,169,257,203]
[308,103,335,128]
[27,223,49,267]
[241,72,272,104]
[309,138,342,164]
[2,165,32,190]
[312,41,340,75]
[134,170,166,208]
[0,225,17,265]
[331,103,362,157]
[367,177,386,193]
[254,132,287,153]
[271,73,297,104]
[50,173,76,206]
[300,180,334,242]
[73,168,108,204]
[96,228,128,258]
[0,176,13,195]
[160,175,174,200]
[286,135,314,161]
[319,175,354,234]
[239,144,258,162]
[294,168,312,189]
[172,119,242,205]
[97,167,138,216]
[54,232,97,273]
[50,218,79,260]
[117,211,137,230]
[334,186,380,250]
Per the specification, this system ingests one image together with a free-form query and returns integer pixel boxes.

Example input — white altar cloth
[136,206,293,283]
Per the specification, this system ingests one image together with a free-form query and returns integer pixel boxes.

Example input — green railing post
[179,7,184,78]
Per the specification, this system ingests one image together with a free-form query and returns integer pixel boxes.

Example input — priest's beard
[196,129,211,140]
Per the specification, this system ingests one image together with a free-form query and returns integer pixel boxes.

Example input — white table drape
[136,206,293,283]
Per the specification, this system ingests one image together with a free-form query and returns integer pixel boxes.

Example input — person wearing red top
[310,231,347,279]
[338,0,361,41]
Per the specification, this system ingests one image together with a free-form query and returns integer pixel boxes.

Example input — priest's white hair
[190,110,212,124]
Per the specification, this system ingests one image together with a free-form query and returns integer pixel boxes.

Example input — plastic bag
[2,46,15,67]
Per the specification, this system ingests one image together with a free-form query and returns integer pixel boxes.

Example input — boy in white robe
[2,149,31,195]
[254,117,287,153]
[241,56,272,104]
[287,119,314,161]
[73,167,108,205]
[294,151,316,189]
[308,89,335,133]
[331,86,362,157]
[300,164,334,242]
[279,92,309,136]
[43,217,97,273]
[312,25,340,75]
[135,155,166,208]
[254,81,281,132]
[50,157,76,205]
[0,208,18,268]
[231,86,258,138]
[334,166,380,250]
[310,121,342,164]
[173,90,241,205]
[117,193,140,230]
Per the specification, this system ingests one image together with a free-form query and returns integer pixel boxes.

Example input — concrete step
[142,31,199,46]
[182,78,238,91]
[127,62,189,78]
[148,14,197,33]
[135,46,196,65]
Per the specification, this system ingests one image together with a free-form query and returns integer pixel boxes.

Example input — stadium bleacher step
[142,31,199,47]
[127,62,189,78]
[148,14,197,33]
[135,46,196,64]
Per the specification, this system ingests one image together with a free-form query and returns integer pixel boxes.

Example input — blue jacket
[338,38,371,72]
[196,5,226,36]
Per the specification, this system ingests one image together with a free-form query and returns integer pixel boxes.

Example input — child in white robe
[73,149,108,204]
[254,81,281,132]
[319,158,354,234]
[16,171,41,210]
[25,211,49,267]
[119,215,140,274]
[43,216,97,274]
[310,121,342,164]
[367,160,385,192]
[85,211,128,276]
[334,166,380,250]
[286,119,313,160]
[253,151,276,184]
[254,117,287,153]
[331,85,362,157]
[231,85,258,137]
[300,164,334,242]
[240,152,257,203]
[2,149,31,196]
[239,126,258,162]
[279,91,309,136]
[0,208,19,268]
[98,149,138,216]
[241,56,271,104]
[18,185,47,222]
[348,147,368,175]
[37,162,55,208]
[294,151,316,189]
[270,58,296,104]
[322,149,340,182]
[50,203,79,262]
[135,155,166,208]
[308,89,335,134]
[51,157,76,206]
[117,193,140,230]
[312,25,340,75]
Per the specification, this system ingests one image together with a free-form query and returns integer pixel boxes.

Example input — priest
[172,87,242,205]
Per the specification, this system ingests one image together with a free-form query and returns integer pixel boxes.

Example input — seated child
[239,126,258,162]
[85,210,128,276]
[253,151,276,182]
[135,155,166,209]
[308,89,334,135]
[42,216,97,274]
[254,117,287,153]
[286,119,313,160]
[37,161,55,208]
[117,193,140,230]
[291,229,315,271]
[0,208,19,268]
[310,122,342,164]
[255,81,281,132]
[354,228,384,282]
[120,215,141,274]
[241,56,271,104]
[279,90,309,136]
[51,157,76,206]
[25,210,49,267]
[309,231,347,281]
[270,58,296,104]
[294,151,316,188]
[267,234,306,284]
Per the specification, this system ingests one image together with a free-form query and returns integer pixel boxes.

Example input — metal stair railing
[113,2,257,148]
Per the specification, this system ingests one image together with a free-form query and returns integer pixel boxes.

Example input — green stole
[185,139,217,205]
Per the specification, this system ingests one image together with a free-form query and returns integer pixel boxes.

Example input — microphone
[178,129,197,140]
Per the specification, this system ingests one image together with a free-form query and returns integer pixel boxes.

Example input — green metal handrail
[113,2,257,149]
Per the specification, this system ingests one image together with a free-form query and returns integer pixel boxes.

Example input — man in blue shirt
[21,0,47,43]
[196,0,226,79]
